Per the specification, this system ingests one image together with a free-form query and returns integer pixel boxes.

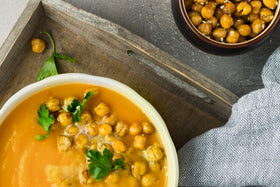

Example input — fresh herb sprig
[37,32,77,81]
[67,91,93,122]
[35,103,54,140]
[86,148,126,182]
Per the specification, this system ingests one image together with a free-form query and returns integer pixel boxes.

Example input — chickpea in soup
[0,84,168,187]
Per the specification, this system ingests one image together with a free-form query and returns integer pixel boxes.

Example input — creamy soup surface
[0,84,167,187]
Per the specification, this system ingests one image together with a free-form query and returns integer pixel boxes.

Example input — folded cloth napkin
[178,46,280,186]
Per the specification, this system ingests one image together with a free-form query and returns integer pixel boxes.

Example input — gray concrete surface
[2,0,280,97]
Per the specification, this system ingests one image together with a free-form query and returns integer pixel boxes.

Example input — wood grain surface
[0,0,239,149]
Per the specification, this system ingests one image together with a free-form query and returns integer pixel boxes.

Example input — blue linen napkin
[178,47,280,186]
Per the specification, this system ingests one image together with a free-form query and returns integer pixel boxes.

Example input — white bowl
[0,73,179,186]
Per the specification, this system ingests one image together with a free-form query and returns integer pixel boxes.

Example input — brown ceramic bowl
[172,0,280,55]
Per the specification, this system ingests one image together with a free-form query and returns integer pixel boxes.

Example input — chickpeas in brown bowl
[178,0,280,53]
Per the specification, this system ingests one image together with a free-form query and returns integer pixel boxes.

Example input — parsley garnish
[86,148,126,182]
[37,32,77,81]
[35,103,54,140]
[67,91,93,122]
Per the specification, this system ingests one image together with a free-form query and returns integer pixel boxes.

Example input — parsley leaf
[86,148,126,182]
[36,103,54,140]
[37,32,77,81]
[67,91,93,122]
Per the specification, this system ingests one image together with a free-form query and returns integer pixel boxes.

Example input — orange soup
[0,84,168,187]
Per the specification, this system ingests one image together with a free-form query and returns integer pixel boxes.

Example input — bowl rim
[0,73,179,187]
[179,0,280,48]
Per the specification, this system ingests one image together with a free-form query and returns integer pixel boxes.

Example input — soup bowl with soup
[0,73,178,187]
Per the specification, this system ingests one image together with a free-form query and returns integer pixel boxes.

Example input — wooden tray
[0,0,238,150]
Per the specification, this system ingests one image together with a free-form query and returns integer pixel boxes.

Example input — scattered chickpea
[206,1,217,10]
[198,22,213,35]
[80,111,92,125]
[105,135,116,142]
[133,135,147,149]
[115,121,129,137]
[149,162,161,173]
[64,96,77,110]
[207,16,218,28]
[31,38,46,53]
[251,0,262,14]
[97,143,113,153]
[79,169,94,184]
[57,135,72,152]
[201,5,215,19]
[260,8,274,22]
[190,14,203,26]
[94,102,110,117]
[103,114,118,126]
[86,123,98,137]
[263,0,277,9]
[132,161,148,177]
[226,29,240,43]
[191,3,203,12]
[142,122,154,134]
[236,1,252,15]
[220,14,234,29]
[66,126,79,137]
[234,18,245,28]
[222,1,236,14]
[141,173,158,186]
[104,172,119,184]
[215,0,226,4]
[75,133,89,149]
[146,144,164,162]
[113,153,123,161]
[195,0,207,4]
[237,24,252,36]
[248,12,260,23]
[113,140,127,153]
[45,98,61,112]
[252,18,265,34]
[98,124,112,136]
[90,139,98,150]
[129,123,142,136]
[57,112,72,127]
[83,87,99,97]
[212,28,227,41]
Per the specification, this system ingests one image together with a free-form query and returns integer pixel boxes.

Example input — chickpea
[226,29,240,43]
[105,134,116,142]
[215,0,226,4]
[201,5,215,19]
[236,1,252,16]
[142,122,154,134]
[222,1,236,15]
[57,112,72,127]
[207,16,218,28]
[79,169,94,184]
[146,145,164,162]
[215,8,224,19]
[212,28,227,41]
[191,3,203,12]
[194,0,207,4]
[234,17,245,28]
[190,14,203,26]
[115,121,129,136]
[237,24,252,36]
[57,135,72,152]
[260,8,274,22]
[98,124,112,136]
[149,162,161,173]
[129,123,142,136]
[112,153,123,161]
[132,161,148,177]
[45,98,60,112]
[97,143,113,153]
[64,96,77,110]
[86,123,98,136]
[66,126,79,137]
[206,1,217,10]
[248,13,260,23]
[103,114,118,126]
[105,172,119,184]
[80,111,92,124]
[90,139,97,150]
[263,0,277,9]
[141,173,158,186]
[252,18,265,34]
[133,135,147,149]
[113,140,127,153]
[94,102,110,117]
[31,38,46,53]
[249,31,258,38]
[220,14,234,29]
[83,87,99,97]
[251,0,262,14]
[75,133,89,149]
